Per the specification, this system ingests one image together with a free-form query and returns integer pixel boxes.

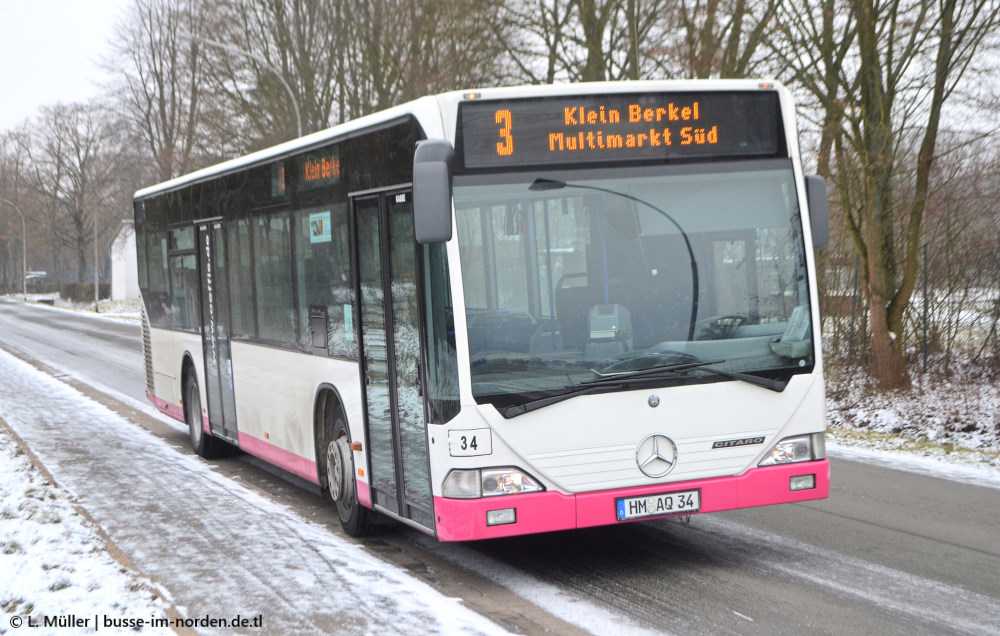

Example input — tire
[184,372,230,459]
[325,407,380,537]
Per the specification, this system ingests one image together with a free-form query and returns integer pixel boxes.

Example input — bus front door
[196,220,239,443]
[353,189,433,531]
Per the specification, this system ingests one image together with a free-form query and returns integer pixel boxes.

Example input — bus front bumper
[433,459,830,541]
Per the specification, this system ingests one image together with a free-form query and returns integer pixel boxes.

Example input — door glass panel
[199,225,224,434]
[199,223,238,438]
[387,194,429,510]
[356,198,397,503]
[212,225,238,435]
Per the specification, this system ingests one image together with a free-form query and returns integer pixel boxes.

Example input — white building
[110,220,140,301]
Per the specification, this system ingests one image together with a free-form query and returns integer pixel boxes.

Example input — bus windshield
[453,159,814,410]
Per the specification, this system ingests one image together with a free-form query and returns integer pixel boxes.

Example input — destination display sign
[297,149,341,190]
[458,91,783,170]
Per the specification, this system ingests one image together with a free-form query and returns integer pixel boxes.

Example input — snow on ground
[827,361,1000,454]
[10,294,142,325]
[0,349,510,636]
[826,437,1000,490]
[825,355,1000,487]
[0,427,172,635]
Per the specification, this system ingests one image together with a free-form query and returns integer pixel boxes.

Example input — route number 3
[495,109,513,156]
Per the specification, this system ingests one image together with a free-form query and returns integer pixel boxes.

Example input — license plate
[616,489,701,521]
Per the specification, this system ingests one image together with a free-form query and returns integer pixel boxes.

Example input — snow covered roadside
[0,350,511,636]
[0,425,172,635]
[4,294,142,325]
[827,434,1000,490]
[826,358,1000,489]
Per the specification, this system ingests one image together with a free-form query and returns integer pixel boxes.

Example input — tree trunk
[866,279,909,389]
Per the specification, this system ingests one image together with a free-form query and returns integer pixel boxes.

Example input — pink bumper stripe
[356,479,372,509]
[238,432,320,486]
[148,392,185,423]
[148,392,373,496]
[433,460,830,541]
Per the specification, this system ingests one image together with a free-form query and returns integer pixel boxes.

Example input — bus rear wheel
[325,410,379,537]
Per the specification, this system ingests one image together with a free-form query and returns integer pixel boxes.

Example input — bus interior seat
[466,309,538,357]
[555,273,590,351]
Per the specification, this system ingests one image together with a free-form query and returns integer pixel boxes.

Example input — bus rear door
[196,219,239,443]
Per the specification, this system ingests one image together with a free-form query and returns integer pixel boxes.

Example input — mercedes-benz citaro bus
[134,80,830,541]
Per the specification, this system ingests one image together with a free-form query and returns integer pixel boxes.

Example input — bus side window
[295,204,356,358]
[145,230,170,327]
[228,218,256,338]
[253,212,297,344]
[423,242,459,423]
[167,226,197,331]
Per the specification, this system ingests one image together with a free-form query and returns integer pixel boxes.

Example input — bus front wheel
[325,411,379,537]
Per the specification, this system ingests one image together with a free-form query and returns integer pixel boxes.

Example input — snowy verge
[0,350,513,635]
[1,294,142,324]
[0,425,172,634]
[826,359,1000,455]
[825,357,1000,488]
[827,428,1000,490]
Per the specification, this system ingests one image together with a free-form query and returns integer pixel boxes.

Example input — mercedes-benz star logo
[635,434,677,478]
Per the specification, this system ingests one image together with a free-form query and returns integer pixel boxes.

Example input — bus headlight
[759,433,825,466]
[442,467,544,499]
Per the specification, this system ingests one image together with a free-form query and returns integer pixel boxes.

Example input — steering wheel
[696,314,748,340]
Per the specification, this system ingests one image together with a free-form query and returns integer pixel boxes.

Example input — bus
[134,80,830,541]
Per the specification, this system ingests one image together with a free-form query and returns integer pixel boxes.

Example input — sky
[0,0,132,131]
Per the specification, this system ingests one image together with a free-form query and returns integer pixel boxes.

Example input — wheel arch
[313,383,347,489]
[180,352,198,405]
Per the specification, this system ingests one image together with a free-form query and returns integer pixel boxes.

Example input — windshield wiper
[585,360,724,384]
[587,359,787,392]
[501,383,624,418]
[501,360,787,418]
[693,366,788,392]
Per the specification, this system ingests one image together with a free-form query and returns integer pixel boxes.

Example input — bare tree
[770,0,856,177]
[108,0,213,181]
[839,0,1000,389]
[328,0,514,120]
[494,0,575,83]
[0,130,31,291]
[663,0,781,79]
[917,139,1000,374]
[494,0,673,83]
[769,0,999,388]
[205,0,340,148]
[22,104,121,283]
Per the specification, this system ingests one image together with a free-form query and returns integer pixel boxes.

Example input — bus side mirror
[413,139,455,244]
[805,175,829,249]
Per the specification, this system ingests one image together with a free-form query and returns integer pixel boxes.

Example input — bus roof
[133,79,788,200]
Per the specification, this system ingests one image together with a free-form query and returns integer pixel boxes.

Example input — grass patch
[828,425,1000,467]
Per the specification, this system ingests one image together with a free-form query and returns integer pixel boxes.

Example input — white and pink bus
[134,80,830,541]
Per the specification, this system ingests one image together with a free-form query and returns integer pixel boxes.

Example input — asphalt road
[2,298,998,635]
[0,299,142,399]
